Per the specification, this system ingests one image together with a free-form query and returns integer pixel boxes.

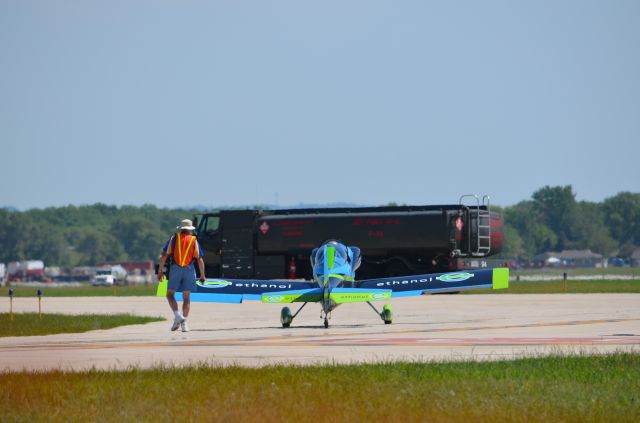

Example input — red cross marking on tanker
[259,221,270,234]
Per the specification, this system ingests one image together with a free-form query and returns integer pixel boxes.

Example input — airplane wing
[156,268,508,302]
[261,288,392,304]
[156,278,393,304]
[355,268,509,297]
[156,278,317,303]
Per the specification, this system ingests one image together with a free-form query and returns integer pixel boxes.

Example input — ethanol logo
[265,295,283,303]
[197,279,232,289]
[436,272,474,283]
[371,292,390,301]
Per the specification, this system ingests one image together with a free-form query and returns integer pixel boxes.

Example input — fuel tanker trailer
[192,195,505,280]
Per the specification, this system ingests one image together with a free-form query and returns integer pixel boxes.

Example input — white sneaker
[180,320,190,332]
[171,316,184,331]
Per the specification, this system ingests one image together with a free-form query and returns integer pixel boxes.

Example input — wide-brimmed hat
[177,219,195,231]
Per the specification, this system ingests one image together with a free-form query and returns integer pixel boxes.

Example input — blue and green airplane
[157,240,509,328]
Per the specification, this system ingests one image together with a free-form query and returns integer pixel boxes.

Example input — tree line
[0,204,197,267]
[0,186,638,267]
[500,186,639,259]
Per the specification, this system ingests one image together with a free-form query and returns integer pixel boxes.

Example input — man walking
[157,219,205,332]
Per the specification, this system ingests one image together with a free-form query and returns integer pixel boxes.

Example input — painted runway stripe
[1,335,639,351]
[211,317,640,344]
[1,317,638,352]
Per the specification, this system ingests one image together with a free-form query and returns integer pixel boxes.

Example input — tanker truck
[190,195,506,280]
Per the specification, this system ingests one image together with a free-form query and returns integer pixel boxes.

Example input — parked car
[92,266,127,286]
[608,257,628,267]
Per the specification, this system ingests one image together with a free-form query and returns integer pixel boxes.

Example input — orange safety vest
[171,233,198,267]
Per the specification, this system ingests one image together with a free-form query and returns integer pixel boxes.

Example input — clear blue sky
[1,1,638,210]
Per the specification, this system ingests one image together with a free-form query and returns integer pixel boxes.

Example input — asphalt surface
[1,294,639,372]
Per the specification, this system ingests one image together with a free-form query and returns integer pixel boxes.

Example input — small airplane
[157,240,509,328]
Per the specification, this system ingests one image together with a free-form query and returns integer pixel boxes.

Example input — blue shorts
[168,264,197,292]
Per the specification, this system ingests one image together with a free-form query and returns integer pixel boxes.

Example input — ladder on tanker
[459,194,492,257]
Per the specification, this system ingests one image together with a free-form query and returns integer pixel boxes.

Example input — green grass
[512,267,640,277]
[2,278,639,299]
[468,279,640,294]
[0,353,638,422]
[0,284,158,297]
[0,313,164,337]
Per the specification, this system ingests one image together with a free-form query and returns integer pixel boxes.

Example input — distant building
[7,260,45,282]
[532,252,562,267]
[631,249,640,267]
[558,250,604,268]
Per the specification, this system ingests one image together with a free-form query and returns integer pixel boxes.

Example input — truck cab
[195,210,267,279]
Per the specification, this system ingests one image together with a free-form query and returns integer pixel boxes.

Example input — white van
[92,268,117,286]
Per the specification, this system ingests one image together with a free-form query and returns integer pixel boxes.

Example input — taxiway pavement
[1,294,639,371]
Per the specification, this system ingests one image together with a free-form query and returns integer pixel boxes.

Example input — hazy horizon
[2,186,637,212]
[2,1,638,210]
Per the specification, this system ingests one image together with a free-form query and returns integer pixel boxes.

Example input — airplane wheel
[324,318,329,328]
[381,304,393,325]
[280,307,293,327]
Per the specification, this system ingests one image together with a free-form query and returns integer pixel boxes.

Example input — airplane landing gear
[280,303,308,328]
[381,304,394,324]
[281,307,293,328]
[367,302,393,324]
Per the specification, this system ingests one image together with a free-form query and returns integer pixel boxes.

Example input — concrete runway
[1,294,639,372]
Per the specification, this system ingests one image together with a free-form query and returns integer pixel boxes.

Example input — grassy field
[469,279,640,294]
[0,284,158,297]
[3,278,640,298]
[0,313,164,337]
[0,353,638,422]
[512,267,640,277]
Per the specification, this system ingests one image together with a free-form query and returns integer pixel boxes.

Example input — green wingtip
[492,268,509,290]
[156,277,168,297]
